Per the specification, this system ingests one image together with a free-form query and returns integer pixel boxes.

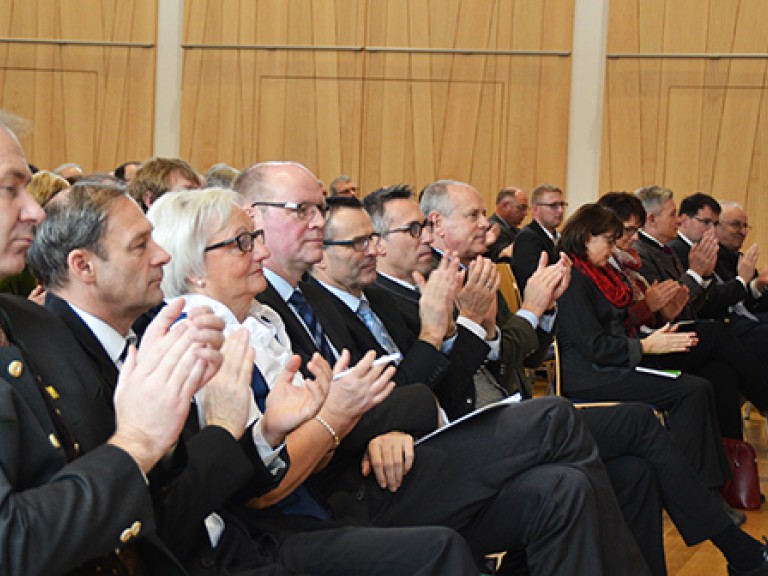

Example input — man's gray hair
[718,200,744,211]
[633,185,674,216]
[27,182,127,290]
[329,175,352,196]
[420,179,466,218]
[147,187,240,298]
[0,109,31,137]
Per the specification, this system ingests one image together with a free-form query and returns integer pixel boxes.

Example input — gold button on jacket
[7,360,23,378]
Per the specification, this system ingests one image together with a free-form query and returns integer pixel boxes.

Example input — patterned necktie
[356,299,400,355]
[288,290,334,362]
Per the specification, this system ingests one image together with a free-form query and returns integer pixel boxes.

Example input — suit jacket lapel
[257,281,322,371]
[300,277,385,363]
[45,293,120,399]
[530,220,558,261]
[364,285,417,353]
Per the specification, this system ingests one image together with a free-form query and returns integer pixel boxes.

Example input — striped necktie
[356,299,400,355]
[288,289,334,362]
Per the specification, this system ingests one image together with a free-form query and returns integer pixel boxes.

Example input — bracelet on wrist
[314,415,340,450]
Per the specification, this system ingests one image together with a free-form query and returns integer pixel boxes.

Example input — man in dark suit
[236,161,652,576]
[511,183,566,295]
[366,182,768,574]
[27,180,479,575]
[672,193,768,357]
[0,111,226,574]
[716,201,768,319]
[632,186,768,432]
[633,185,718,318]
[364,184,499,416]
[485,186,528,262]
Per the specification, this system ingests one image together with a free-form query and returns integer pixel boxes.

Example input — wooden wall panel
[181,0,574,210]
[0,0,157,172]
[603,0,768,260]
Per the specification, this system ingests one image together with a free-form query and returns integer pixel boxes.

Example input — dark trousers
[186,522,477,576]
[571,370,729,489]
[353,397,651,576]
[581,404,733,576]
[661,320,768,438]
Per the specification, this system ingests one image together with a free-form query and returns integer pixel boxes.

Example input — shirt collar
[538,221,559,243]
[677,232,693,247]
[67,302,133,367]
[639,229,666,248]
[315,279,362,313]
[265,268,296,302]
[378,271,418,292]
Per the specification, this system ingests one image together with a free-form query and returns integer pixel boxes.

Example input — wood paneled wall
[180,0,574,206]
[0,0,156,172]
[602,0,768,255]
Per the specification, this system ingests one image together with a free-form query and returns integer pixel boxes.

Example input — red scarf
[573,256,633,309]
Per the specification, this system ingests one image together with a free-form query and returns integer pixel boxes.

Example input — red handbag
[720,438,761,510]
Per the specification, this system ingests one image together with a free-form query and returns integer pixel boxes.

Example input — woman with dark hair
[598,192,689,330]
[557,203,729,489]
[598,192,768,440]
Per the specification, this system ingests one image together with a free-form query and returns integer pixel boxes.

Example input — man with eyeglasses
[236,163,652,576]
[362,184,505,416]
[632,186,768,437]
[329,175,360,198]
[512,183,568,295]
[486,186,529,262]
[634,186,719,318]
[308,195,454,390]
[716,201,768,323]
[690,198,768,358]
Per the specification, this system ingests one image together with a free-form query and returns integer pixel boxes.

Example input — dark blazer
[485,213,519,262]
[633,232,708,319]
[715,244,768,314]
[374,272,545,416]
[256,281,319,374]
[0,294,186,575]
[373,273,489,418]
[668,235,749,321]
[44,293,283,570]
[257,279,440,451]
[300,277,451,389]
[557,267,646,394]
[511,219,558,295]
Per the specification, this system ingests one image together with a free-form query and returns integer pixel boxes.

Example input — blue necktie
[288,290,334,362]
[250,364,330,520]
[356,299,400,356]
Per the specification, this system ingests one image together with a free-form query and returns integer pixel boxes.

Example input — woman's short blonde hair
[147,187,240,298]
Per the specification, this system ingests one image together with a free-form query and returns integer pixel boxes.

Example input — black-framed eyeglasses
[692,216,718,227]
[204,230,265,254]
[385,219,433,238]
[622,225,640,237]
[535,201,568,209]
[323,233,381,252]
[720,220,751,232]
[250,201,329,221]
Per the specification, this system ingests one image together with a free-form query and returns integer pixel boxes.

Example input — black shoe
[728,538,768,576]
